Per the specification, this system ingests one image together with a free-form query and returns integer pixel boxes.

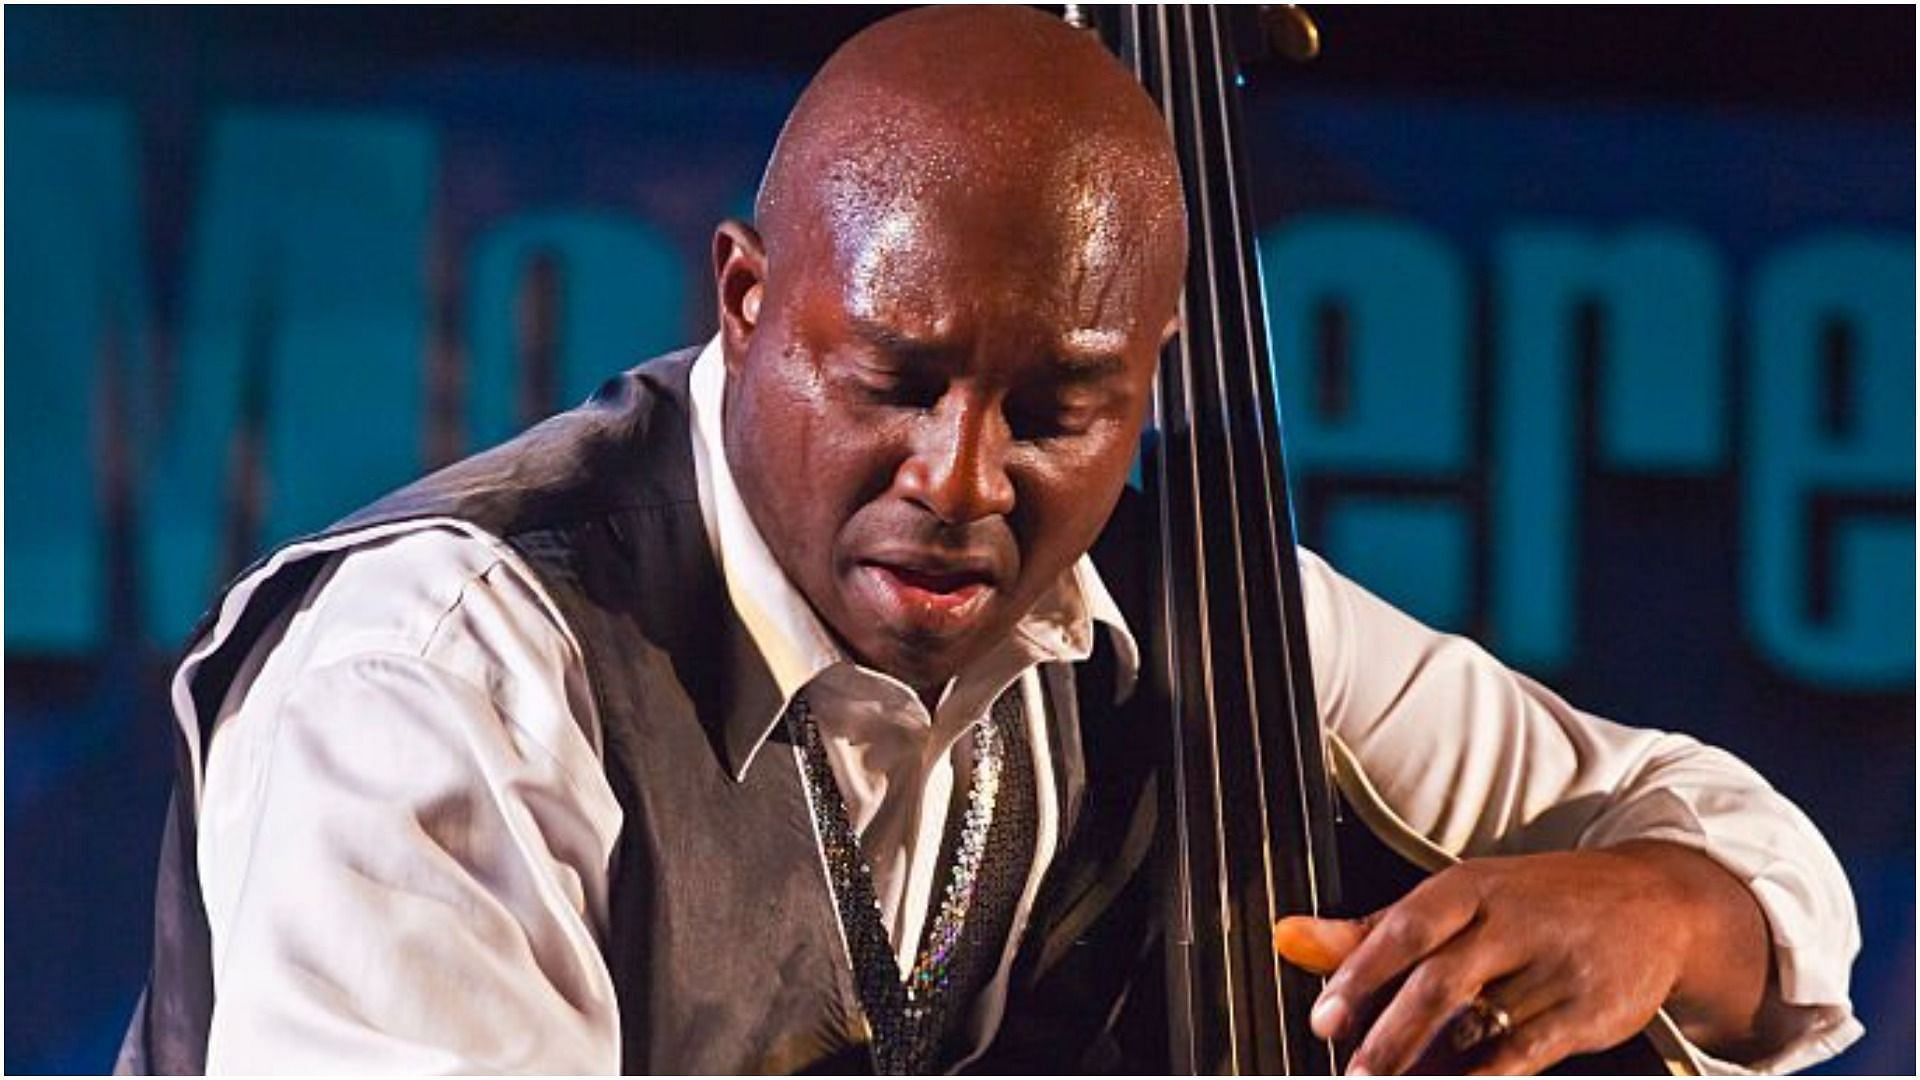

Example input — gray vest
[120,348,1168,1074]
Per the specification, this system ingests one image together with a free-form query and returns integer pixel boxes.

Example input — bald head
[755,5,1187,314]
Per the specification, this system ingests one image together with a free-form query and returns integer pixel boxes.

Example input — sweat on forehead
[754,6,1185,270]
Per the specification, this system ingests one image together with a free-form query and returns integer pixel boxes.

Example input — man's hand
[1274,841,1775,1075]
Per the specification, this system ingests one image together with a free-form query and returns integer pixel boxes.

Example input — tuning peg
[1262,5,1321,61]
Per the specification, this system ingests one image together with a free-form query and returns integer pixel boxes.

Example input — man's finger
[1464,1000,1582,1076]
[1312,874,1480,1040]
[1344,928,1519,1076]
[1273,915,1368,976]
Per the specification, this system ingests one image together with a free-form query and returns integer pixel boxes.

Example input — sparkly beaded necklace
[787,688,1036,1074]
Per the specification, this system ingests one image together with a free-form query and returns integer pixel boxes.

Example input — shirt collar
[686,335,1138,779]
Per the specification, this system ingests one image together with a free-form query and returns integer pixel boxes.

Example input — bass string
[1199,6,1341,1071]
[1176,5,1258,1068]
[1128,5,1320,1071]
[1121,7,1210,1067]
[1148,4,1245,1069]
[1134,4,1239,1068]
[1172,4,1302,1072]
[1153,4,1301,1070]
[1198,5,1329,924]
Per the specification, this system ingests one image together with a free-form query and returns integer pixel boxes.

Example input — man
[122,6,1859,1075]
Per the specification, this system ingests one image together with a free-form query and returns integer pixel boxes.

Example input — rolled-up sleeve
[1298,547,1863,1074]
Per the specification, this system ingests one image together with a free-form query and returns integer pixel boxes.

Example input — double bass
[1067,5,1694,1073]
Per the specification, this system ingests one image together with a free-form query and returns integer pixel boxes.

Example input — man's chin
[840,620,1003,701]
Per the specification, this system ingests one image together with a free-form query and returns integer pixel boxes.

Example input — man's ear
[713,220,766,367]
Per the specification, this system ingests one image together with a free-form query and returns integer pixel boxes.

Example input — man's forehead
[817,157,1164,337]
[842,305,1134,373]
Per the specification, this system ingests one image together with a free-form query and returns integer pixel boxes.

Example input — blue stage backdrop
[6,9,1913,1073]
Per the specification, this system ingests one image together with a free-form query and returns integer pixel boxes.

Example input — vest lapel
[1040,661,1087,848]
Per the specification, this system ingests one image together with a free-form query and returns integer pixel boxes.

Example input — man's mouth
[879,563,991,594]
[855,557,999,634]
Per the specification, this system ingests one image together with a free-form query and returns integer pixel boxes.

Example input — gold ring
[1450,995,1515,1053]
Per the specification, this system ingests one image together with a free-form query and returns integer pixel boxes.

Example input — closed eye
[1008,391,1103,441]
[847,360,944,410]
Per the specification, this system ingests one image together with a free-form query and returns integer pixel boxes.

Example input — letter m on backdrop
[7,101,435,652]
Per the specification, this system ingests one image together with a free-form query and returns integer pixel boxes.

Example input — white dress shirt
[191,338,1861,1074]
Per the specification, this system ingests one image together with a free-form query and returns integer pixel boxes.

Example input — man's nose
[896,395,1016,524]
